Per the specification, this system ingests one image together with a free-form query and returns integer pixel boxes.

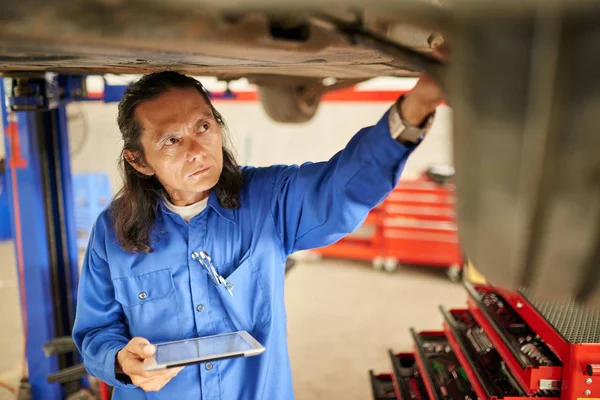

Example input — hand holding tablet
[143,331,266,371]
[116,337,184,392]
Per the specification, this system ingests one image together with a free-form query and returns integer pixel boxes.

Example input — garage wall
[68,76,453,195]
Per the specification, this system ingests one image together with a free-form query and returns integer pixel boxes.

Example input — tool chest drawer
[465,284,563,394]
[370,371,398,400]
[441,307,560,400]
[411,328,478,400]
[388,351,430,400]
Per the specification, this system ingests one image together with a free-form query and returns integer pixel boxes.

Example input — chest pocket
[216,255,271,333]
[113,268,182,342]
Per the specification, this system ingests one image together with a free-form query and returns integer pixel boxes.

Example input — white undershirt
[163,197,209,222]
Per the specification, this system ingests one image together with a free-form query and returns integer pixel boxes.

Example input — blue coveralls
[73,111,415,399]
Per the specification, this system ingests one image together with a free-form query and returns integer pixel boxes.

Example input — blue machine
[0,73,92,399]
[0,165,12,241]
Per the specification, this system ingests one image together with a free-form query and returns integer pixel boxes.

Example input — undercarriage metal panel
[1,0,599,306]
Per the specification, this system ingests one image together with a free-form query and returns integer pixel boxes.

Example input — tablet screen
[155,332,253,365]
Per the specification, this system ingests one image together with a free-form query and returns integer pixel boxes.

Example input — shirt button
[138,292,147,301]
[205,362,213,371]
[191,252,200,260]
[196,304,205,312]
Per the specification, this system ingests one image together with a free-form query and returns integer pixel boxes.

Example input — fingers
[128,337,155,358]
[136,367,184,392]
[142,344,156,358]
[169,366,184,378]
[130,370,172,387]
[120,337,185,392]
[127,361,173,380]
[140,378,169,392]
[134,377,167,392]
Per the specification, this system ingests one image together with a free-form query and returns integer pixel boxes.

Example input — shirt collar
[157,191,236,224]
[207,190,236,224]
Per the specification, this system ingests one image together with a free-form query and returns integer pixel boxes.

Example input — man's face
[130,86,224,205]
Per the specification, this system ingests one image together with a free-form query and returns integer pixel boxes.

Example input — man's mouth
[189,166,211,178]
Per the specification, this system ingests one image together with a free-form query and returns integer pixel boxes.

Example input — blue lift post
[1,73,86,399]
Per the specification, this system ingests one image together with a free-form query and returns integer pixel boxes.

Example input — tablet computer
[143,331,265,371]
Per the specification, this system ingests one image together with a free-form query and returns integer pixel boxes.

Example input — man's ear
[124,149,154,176]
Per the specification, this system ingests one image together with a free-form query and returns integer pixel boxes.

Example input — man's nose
[185,138,206,162]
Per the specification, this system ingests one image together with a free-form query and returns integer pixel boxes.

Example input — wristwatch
[388,94,436,144]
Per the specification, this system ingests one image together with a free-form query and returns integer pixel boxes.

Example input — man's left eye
[199,123,210,133]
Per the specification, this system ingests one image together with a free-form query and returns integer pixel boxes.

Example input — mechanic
[72,71,442,399]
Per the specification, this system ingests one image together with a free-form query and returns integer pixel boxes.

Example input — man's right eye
[165,137,179,146]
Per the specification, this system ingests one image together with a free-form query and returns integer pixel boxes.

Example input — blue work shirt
[73,111,415,399]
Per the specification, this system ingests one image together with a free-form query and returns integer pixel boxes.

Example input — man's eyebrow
[151,111,213,143]
[153,131,172,144]
[152,125,181,142]
[196,112,213,122]
[193,113,213,128]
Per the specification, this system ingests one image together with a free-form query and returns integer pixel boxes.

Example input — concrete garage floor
[0,243,466,399]
[286,257,466,400]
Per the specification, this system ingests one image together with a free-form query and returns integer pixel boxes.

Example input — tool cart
[370,281,600,400]
[313,176,464,281]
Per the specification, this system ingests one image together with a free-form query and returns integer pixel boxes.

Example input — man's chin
[184,178,219,193]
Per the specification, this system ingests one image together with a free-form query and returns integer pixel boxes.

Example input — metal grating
[519,288,600,344]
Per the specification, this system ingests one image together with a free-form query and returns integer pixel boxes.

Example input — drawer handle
[587,364,600,376]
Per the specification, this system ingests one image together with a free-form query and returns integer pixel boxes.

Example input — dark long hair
[111,71,243,253]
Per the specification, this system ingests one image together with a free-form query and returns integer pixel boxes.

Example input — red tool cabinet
[313,179,464,278]
[370,283,600,400]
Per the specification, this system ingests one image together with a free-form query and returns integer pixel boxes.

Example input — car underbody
[1,0,599,307]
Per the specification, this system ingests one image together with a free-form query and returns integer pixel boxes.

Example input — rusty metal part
[0,0,442,79]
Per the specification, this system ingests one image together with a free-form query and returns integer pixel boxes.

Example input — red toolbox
[469,284,600,400]
[313,178,464,278]
[389,351,430,400]
[369,283,600,400]
[370,371,398,400]
[410,328,478,399]
[465,285,563,394]
[441,307,559,400]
